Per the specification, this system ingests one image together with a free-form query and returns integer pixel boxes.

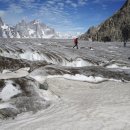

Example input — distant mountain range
[0,18,81,39]
[80,0,130,41]
[0,17,59,38]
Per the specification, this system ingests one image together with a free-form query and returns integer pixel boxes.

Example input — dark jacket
[74,38,78,44]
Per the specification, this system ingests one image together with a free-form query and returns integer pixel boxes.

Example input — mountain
[57,32,82,39]
[0,17,4,26]
[80,0,130,41]
[0,18,82,39]
[0,18,58,38]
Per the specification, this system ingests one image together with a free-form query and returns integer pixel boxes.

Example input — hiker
[73,38,78,49]
[121,23,129,47]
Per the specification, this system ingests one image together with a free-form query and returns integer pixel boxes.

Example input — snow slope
[1,79,130,130]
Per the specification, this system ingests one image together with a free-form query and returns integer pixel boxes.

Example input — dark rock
[0,56,30,72]
[39,82,49,90]
[101,36,111,42]
[0,77,51,119]
[0,108,18,119]
[0,56,48,72]
[0,80,5,89]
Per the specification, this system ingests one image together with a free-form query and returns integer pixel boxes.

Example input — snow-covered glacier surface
[0,39,130,130]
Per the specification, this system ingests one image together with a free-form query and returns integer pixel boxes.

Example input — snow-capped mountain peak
[31,20,39,25]
[1,24,9,30]
[0,17,4,26]
[0,17,57,39]
[0,17,81,39]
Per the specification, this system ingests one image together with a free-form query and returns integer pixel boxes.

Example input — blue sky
[0,0,126,34]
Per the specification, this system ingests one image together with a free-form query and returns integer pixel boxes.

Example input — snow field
[1,79,130,130]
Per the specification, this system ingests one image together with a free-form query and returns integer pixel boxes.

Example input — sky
[0,0,126,34]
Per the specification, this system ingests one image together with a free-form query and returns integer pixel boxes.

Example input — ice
[30,75,46,84]
[0,67,30,79]
[1,79,130,130]
[90,48,94,50]
[19,51,53,62]
[65,58,93,67]
[0,103,16,109]
[30,73,107,84]
[2,69,12,74]
[36,88,59,101]
[62,74,107,83]
[19,51,40,61]
[47,74,106,83]
[0,39,130,130]
[107,64,130,70]
[0,80,21,101]
[18,50,93,67]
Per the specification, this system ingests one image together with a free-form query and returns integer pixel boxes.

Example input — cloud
[65,0,78,8]
[7,4,24,14]
[47,1,56,5]
[102,4,107,10]
[0,0,86,33]
[57,2,64,8]
[93,0,100,4]
[0,0,13,3]
[19,0,36,6]
[1,0,117,33]
[78,0,88,5]
[37,5,69,23]
[0,10,5,17]
[20,0,35,2]
[64,0,88,8]
[93,0,125,4]
[36,1,69,20]
[66,0,72,4]
[1,3,26,25]
[71,3,78,8]
[31,0,83,33]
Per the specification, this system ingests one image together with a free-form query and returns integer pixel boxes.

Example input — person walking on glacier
[121,22,129,47]
[73,37,79,49]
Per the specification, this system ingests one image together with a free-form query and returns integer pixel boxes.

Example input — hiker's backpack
[74,38,78,44]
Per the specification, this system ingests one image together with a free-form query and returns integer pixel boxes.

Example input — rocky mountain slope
[0,18,57,38]
[80,0,130,41]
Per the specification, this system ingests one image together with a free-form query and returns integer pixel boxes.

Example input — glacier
[0,39,130,130]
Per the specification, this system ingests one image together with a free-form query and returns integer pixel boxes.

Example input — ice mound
[62,74,107,83]
[0,46,95,67]
[63,58,93,67]
[0,77,56,119]
[106,64,130,70]
[19,51,94,67]
[0,67,30,79]
[0,80,21,101]
[30,72,107,84]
